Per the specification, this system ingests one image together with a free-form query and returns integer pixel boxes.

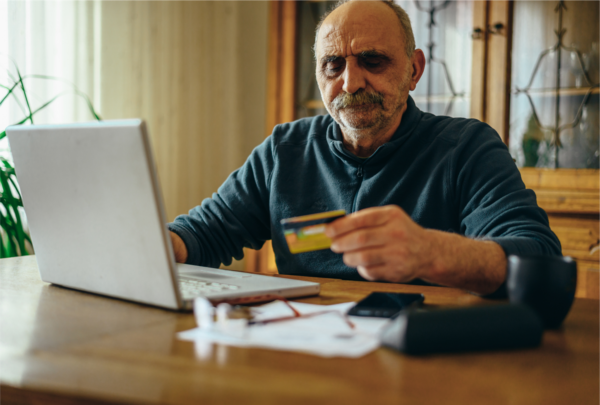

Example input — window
[0,0,101,161]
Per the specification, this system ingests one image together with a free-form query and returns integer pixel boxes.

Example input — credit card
[281,210,346,254]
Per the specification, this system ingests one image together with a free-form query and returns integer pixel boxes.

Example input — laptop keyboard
[178,277,241,299]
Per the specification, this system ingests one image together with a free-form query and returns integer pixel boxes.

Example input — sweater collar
[327,95,422,163]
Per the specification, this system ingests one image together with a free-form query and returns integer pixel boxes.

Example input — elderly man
[168,0,560,296]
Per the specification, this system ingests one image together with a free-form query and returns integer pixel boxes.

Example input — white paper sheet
[177,301,390,358]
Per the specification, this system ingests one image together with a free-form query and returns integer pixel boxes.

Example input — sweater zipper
[351,163,366,213]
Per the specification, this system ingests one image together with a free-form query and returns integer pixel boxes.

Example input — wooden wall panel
[251,0,298,274]
[99,1,269,222]
[265,0,298,133]
[469,1,488,122]
[534,190,600,215]
[520,168,600,191]
[485,0,513,142]
[576,260,600,300]
[548,216,599,262]
[521,168,600,299]
[97,2,269,271]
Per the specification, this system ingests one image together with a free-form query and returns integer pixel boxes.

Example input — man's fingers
[330,228,387,252]
[342,247,386,268]
[325,205,404,237]
[356,263,389,281]
[357,263,415,283]
[357,265,377,281]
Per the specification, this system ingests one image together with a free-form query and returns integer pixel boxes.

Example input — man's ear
[409,49,426,91]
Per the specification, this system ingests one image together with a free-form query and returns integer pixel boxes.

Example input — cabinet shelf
[513,86,599,97]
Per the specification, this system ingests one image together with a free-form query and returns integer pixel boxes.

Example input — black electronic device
[347,292,425,318]
[507,255,577,329]
[380,304,544,355]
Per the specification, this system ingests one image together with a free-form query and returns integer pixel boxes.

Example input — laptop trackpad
[176,263,252,279]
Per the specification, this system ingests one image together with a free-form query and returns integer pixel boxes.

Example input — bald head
[314,0,415,59]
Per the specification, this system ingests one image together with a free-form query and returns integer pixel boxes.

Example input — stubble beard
[327,73,412,145]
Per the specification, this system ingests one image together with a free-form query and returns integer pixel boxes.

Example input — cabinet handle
[488,22,505,35]
[472,27,484,40]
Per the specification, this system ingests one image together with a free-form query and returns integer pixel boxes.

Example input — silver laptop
[7,119,320,310]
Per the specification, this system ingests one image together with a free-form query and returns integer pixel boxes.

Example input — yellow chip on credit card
[281,210,346,254]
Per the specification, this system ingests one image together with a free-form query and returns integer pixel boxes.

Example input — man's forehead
[316,2,403,58]
[318,26,390,57]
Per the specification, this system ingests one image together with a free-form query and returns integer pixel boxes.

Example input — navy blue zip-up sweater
[169,96,561,281]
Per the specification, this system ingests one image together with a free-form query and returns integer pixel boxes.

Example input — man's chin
[338,110,380,130]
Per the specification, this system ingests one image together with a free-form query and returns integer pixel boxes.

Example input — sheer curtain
[0,0,100,158]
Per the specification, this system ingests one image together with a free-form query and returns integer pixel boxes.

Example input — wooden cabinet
[520,168,599,298]
[251,0,599,298]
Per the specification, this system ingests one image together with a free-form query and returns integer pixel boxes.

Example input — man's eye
[362,57,382,67]
[326,61,343,72]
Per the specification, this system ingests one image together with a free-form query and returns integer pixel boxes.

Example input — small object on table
[507,255,577,329]
[347,292,425,318]
[380,304,543,355]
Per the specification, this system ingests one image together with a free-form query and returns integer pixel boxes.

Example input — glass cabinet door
[402,0,474,118]
[509,1,599,169]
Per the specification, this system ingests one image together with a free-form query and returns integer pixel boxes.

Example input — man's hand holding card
[282,206,429,282]
[323,206,431,283]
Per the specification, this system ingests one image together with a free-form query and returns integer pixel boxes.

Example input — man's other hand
[169,231,188,263]
[324,205,434,283]
[324,205,507,295]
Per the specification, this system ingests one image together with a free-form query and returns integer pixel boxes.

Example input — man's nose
[341,60,366,94]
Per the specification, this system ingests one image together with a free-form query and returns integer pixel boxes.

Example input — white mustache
[331,90,384,110]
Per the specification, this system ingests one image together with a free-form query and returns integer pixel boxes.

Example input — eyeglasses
[248,296,356,329]
[194,295,355,332]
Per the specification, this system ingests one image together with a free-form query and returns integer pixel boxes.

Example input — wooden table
[1,256,598,405]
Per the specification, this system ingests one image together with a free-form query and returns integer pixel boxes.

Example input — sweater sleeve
[167,136,275,268]
[449,122,562,298]
[452,121,562,258]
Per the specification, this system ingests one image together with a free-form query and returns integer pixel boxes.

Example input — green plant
[0,59,101,257]
[521,114,546,167]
